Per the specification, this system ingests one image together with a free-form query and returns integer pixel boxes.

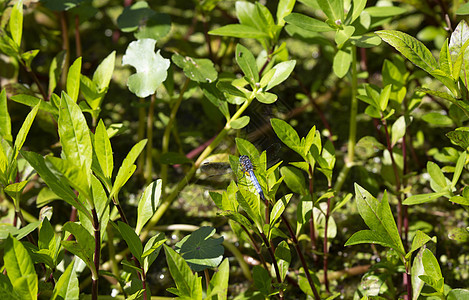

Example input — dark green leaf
[172,53,217,83]
[174,226,224,272]
[164,245,203,299]
[134,13,171,40]
[118,221,143,264]
[252,265,271,296]
[116,1,155,32]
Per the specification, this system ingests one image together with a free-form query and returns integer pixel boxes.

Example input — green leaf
[94,120,113,181]
[406,230,433,260]
[110,139,147,200]
[134,12,172,40]
[439,39,453,76]
[280,166,307,195]
[422,248,442,280]
[345,229,398,249]
[66,57,82,102]
[62,222,94,258]
[164,245,203,299]
[275,240,291,281]
[0,89,12,143]
[20,151,92,221]
[136,179,162,235]
[449,195,469,206]
[403,191,448,205]
[235,138,260,159]
[216,81,247,98]
[9,0,23,47]
[276,0,296,26]
[48,50,62,95]
[208,24,269,39]
[447,129,469,150]
[335,25,355,45]
[118,221,143,264]
[422,112,453,126]
[427,161,447,191]
[333,49,352,78]
[199,82,230,120]
[172,53,217,83]
[236,1,272,34]
[48,51,66,96]
[271,118,303,156]
[255,91,277,104]
[4,181,28,204]
[122,39,170,98]
[456,3,469,15]
[365,6,407,17]
[317,0,344,23]
[349,0,367,23]
[51,260,79,300]
[412,247,426,300]
[93,51,116,91]
[448,289,469,300]
[376,30,438,75]
[270,194,292,226]
[391,115,411,146]
[59,92,92,176]
[13,102,40,160]
[252,265,271,296]
[235,44,259,84]
[174,226,224,272]
[231,116,250,129]
[142,233,166,273]
[448,227,469,242]
[284,13,333,32]
[350,34,382,48]
[451,151,466,188]
[4,235,37,300]
[207,258,229,299]
[20,50,39,70]
[265,60,296,91]
[116,1,155,32]
[353,185,405,255]
[10,94,58,116]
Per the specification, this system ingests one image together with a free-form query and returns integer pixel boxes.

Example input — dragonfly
[239,155,266,201]
[198,142,281,201]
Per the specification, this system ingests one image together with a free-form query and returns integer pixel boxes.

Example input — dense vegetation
[1,0,469,299]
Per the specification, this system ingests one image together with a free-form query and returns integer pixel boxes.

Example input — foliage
[1,0,469,299]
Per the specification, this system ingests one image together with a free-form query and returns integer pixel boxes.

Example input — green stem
[141,96,254,241]
[144,94,156,184]
[334,46,358,191]
[137,98,146,177]
[161,78,190,190]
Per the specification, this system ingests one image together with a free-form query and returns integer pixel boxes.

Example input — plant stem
[280,214,321,300]
[91,208,100,300]
[144,94,156,184]
[323,191,332,293]
[308,165,318,265]
[259,232,284,300]
[239,224,269,271]
[137,98,146,176]
[161,78,190,190]
[334,46,358,191]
